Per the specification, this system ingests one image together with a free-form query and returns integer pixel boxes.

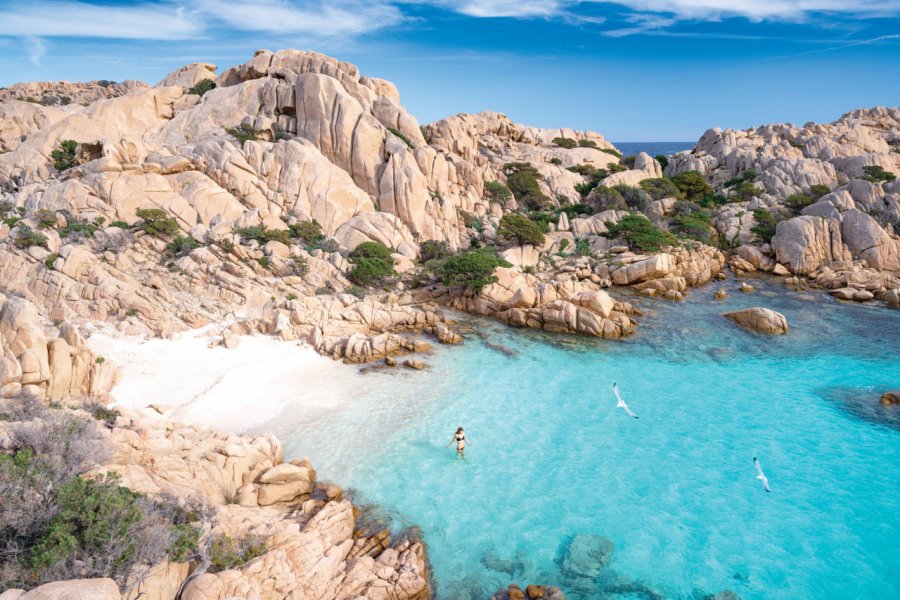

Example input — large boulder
[560,534,614,580]
[839,209,900,271]
[724,307,789,334]
[611,253,675,285]
[771,216,851,275]
[18,579,121,600]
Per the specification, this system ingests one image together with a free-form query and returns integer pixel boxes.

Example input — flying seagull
[613,382,639,419]
[753,457,771,493]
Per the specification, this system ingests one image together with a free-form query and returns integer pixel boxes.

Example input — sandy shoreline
[87,326,365,432]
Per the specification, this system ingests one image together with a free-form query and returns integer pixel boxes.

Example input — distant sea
[613,141,694,156]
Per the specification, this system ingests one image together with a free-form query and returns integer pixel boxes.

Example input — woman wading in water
[447,427,473,459]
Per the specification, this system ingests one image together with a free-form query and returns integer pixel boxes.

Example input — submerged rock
[560,534,614,580]
[724,307,789,334]
[881,390,900,406]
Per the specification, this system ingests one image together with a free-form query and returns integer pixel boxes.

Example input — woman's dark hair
[456,427,464,433]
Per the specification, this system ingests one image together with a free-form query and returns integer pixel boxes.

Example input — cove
[255,280,900,600]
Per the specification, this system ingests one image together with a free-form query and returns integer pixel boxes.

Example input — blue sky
[0,1,898,140]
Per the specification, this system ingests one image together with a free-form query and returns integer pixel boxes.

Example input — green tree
[603,214,676,252]
[136,208,179,237]
[750,209,780,243]
[809,184,830,199]
[419,240,451,262]
[484,180,513,204]
[733,181,764,202]
[438,248,512,291]
[552,137,577,149]
[348,241,395,286]
[655,154,669,170]
[497,213,546,246]
[639,177,682,200]
[502,162,550,210]
[187,79,216,96]
[670,170,711,201]
[288,220,324,244]
[861,165,896,182]
[784,193,813,214]
[50,140,78,171]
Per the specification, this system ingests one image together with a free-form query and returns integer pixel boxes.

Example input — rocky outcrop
[771,216,851,275]
[724,307,789,334]
[0,80,148,106]
[881,391,900,406]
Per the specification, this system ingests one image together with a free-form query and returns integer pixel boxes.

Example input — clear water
[613,142,695,157]
[255,279,900,600]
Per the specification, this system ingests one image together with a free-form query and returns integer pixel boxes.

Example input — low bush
[575,238,591,256]
[165,235,201,256]
[552,137,577,149]
[187,79,215,97]
[723,169,757,188]
[225,124,259,143]
[669,203,717,245]
[484,180,513,205]
[135,208,179,238]
[44,253,59,270]
[613,184,653,214]
[234,226,290,246]
[578,139,598,149]
[557,203,590,219]
[419,240,451,262]
[809,184,830,199]
[586,185,626,212]
[784,193,813,214]
[558,238,570,253]
[346,285,366,299]
[670,170,711,201]
[603,214,676,252]
[503,162,550,210]
[567,163,608,179]
[655,154,669,169]
[750,209,780,243]
[288,220,324,244]
[34,209,58,229]
[13,226,47,249]
[387,127,415,150]
[861,165,896,182]
[50,140,78,171]
[732,181,764,202]
[348,241,394,286]
[256,256,270,269]
[497,213,546,246]
[639,177,681,200]
[109,220,128,229]
[601,148,623,159]
[550,157,562,165]
[526,211,554,233]
[607,162,627,174]
[459,210,483,233]
[698,193,731,208]
[59,218,98,239]
[438,248,511,291]
[207,535,267,573]
[622,155,637,169]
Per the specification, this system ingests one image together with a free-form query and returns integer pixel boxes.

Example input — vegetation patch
[639,177,681,200]
[484,180,513,205]
[552,137,577,149]
[438,248,511,291]
[387,127,415,150]
[750,208,781,243]
[809,184,830,199]
[165,235,202,257]
[603,214,676,252]
[187,79,216,97]
[578,140,598,149]
[670,170,711,201]
[50,140,78,171]
[234,226,290,246]
[497,213,546,246]
[784,193,813,215]
[348,241,395,287]
[419,240,451,262]
[136,208,179,238]
[861,165,896,182]
[225,124,260,143]
[13,226,48,249]
[600,148,623,159]
[502,162,550,210]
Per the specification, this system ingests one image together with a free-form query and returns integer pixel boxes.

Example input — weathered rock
[560,534,614,580]
[724,307,789,334]
[880,391,900,406]
[18,579,121,600]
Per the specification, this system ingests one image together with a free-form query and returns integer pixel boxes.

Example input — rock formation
[724,307,789,334]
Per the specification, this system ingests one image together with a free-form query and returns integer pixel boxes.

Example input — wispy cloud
[23,36,47,66]
[768,32,900,59]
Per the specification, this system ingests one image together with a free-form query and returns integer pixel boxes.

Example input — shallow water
[256,279,900,600]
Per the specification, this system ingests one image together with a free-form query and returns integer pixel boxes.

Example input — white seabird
[613,382,639,419]
[753,456,771,492]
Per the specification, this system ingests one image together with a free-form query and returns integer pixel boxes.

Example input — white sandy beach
[87,326,366,432]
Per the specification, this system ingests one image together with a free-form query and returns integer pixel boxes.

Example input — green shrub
[109,220,128,229]
[459,210,483,232]
[601,148,623,159]
[346,285,366,299]
[225,123,259,143]
[288,220,324,243]
[622,155,637,169]
[639,177,681,200]
[733,181,764,201]
[861,165,896,182]
[788,139,804,149]
[387,127,415,150]
[784,193,813,214]
[575,180,600,198]
[578,140,598,149]
[698,193,730,208]
[165,235,201,256]
[59,218,97,239]
[607,162,627,174]
[438,248,512,291]
[557,203,590,219]
[207,534,267,573]
[235,226,290,246]
[655,154,669,169]
[348,241,394,286]
[575,238,590,256]
[187,78,215,96]
[87,404,120,427]
[484,180,513,204]
[603,214,676,252]
[34,209,58,229]
[669,204,717,245]
[420,240,451,262]
[550,157,562,165]
[724,169,757,188]
[136,208,179,237]
[558,238,570,252]
[750,209,780,243]
[809,184,830,199]
[613,185,653,214]
[586,185,626,212]
[256,256,270,268]
[44,253,59,270]
[502,162,550,210]
[13,226,47,249]
[670,170,711,201]
[50,140,78,171]
[567,163,607,179]
[552,137,577,149]
[497,213,546,246]
[525,211,554,233]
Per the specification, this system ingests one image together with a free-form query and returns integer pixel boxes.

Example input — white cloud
[24,36,47,65]
[428,0,565,18]
[601,1,900,21]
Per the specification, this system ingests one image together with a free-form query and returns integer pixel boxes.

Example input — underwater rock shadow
[819,386,900,431]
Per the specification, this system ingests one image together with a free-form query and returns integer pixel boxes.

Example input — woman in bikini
[447,426,473,459]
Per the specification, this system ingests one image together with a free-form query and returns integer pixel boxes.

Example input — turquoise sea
[613,142,695,157]
[257,278,900,600]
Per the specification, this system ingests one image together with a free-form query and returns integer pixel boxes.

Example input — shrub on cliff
[724,169,757,188]
[861,165,896,182]
[288,220,324,244]
[809,184,830,199]
[558,203,591,219]
[601,148,623,159]
[497,213,546,246]
[225,123,259,143]
[484,180,513,205]
[587,185,626,212]
[502,162,550,210]
[750,209,780,243]
[235,225,291,246]
[603,214,676,252]
[438,248,512,291]
[165,235,202,257]
[613,185,653,214]
[50,140,77,171]
[136,208,179,238]
[670,171,711,201]
[578,139,598,149]
[207,534,267,573]
[420,240,451,262]
[13,226,47,249]
[655,154,669,169]
[187,78,216,97]
[639,177,681,200]
[348,241,395,286]
[784,193,813,214]
[732,181,764,202]
[552,137,577,149]
[670,203,717,245]
[387,127,415,150]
